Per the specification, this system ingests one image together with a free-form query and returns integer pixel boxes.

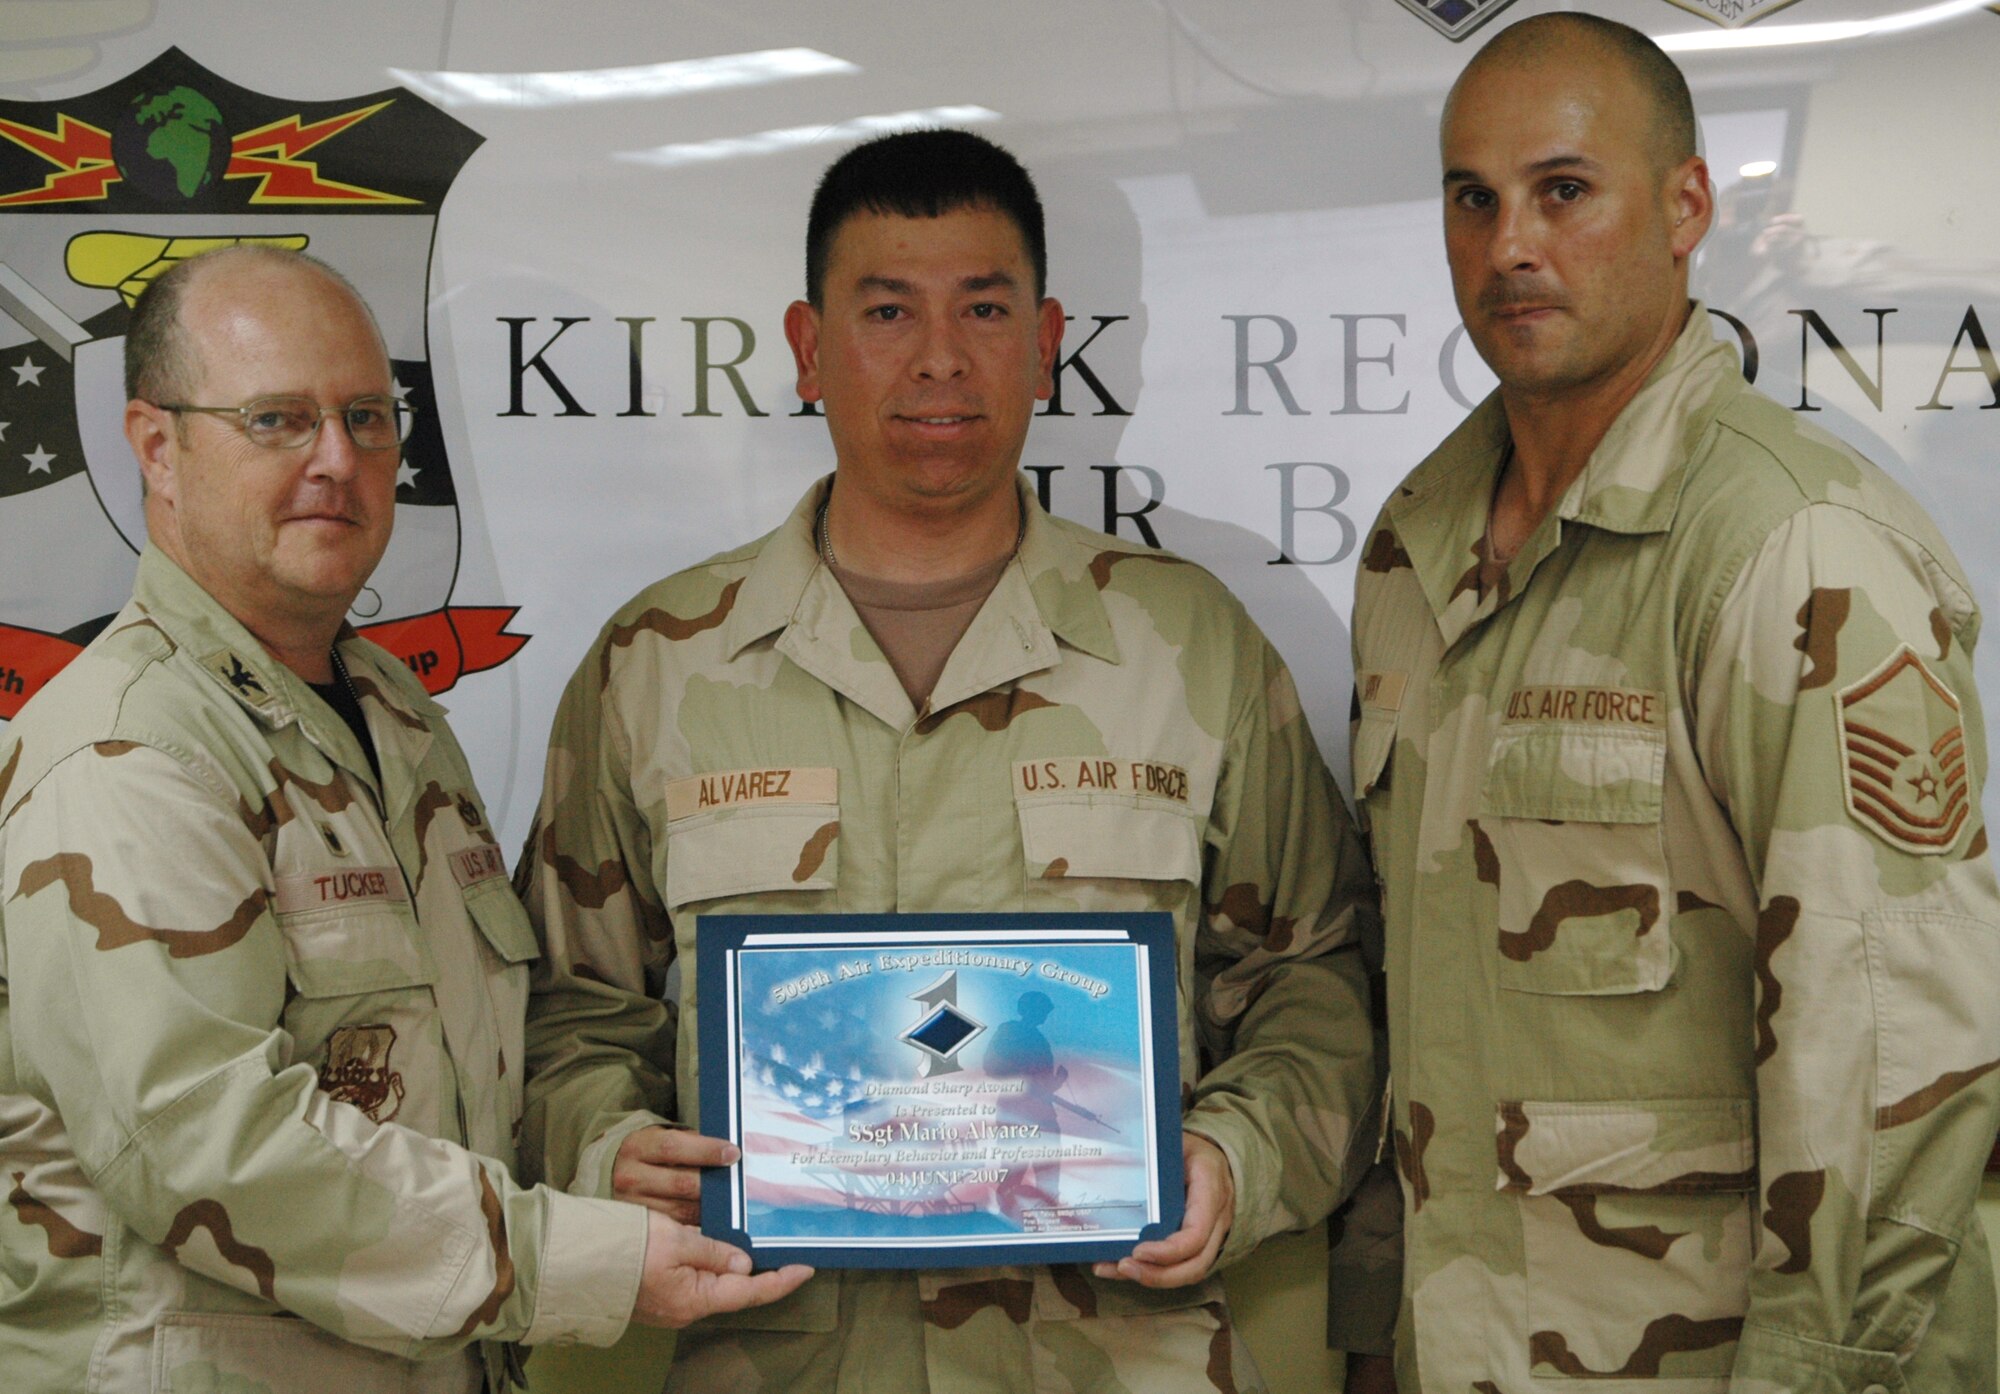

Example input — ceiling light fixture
[1657,0,1988,52]
[387,48,856,108]
[616,105,1002,168]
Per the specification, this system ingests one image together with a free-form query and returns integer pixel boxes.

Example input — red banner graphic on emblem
[358,606,529,695]
[0,606,527,717]
[0,623,86,718]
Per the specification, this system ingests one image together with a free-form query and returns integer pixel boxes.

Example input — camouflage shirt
[0,549,648,1394]
[519,476,1383,1394]
[1352,308,2000,1393]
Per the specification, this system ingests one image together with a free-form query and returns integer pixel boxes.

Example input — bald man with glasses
[0,245,806,1394]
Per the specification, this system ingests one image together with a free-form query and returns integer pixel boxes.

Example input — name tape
[665,766,837,822]
[1358,670,1407,713]
[450,843,509,889]
[1014,757,1190,803]
[1504,685,1666,730]
[275,865,409,915]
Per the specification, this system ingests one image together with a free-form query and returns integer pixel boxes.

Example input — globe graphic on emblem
[110,86,230,202]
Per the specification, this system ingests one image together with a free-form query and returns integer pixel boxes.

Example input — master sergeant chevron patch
[1837,647,1969,855]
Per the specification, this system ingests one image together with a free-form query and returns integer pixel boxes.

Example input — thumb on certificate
[633,1213,810,1327]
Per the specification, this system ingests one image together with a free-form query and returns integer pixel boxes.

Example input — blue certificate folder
[698,912,1184,1269]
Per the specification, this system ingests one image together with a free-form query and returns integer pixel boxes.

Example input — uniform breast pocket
[662,804,841,912]
[1015,793,1202,911]
[462,878,540,1057]
[1501,1099,1754,1384]
[1480,723,1673,995]
[279,904,440,1132]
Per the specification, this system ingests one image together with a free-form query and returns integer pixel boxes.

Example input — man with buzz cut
[0,244,807,1394]
[1352,13,2000,1391]
[519,128,1391,1392]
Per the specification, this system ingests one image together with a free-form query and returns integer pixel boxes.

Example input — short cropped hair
[804,128,1047,306]
[1464,13,1697,172]
[123,244,368,405]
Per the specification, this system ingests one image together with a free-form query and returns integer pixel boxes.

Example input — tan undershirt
[829,553,1012,707]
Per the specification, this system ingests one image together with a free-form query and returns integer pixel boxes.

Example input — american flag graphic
[732,974,1153,1239]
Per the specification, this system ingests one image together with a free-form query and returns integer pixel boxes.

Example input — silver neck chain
[330,645,362,708]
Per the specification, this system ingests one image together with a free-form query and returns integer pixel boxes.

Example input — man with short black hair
[0,244,807,1394]
[1353,15,2000,1389]
[521,128,1386,1393]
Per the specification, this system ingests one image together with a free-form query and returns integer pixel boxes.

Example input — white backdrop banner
[0,0,1994,860]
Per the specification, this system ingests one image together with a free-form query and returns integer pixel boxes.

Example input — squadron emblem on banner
[1391,0,1519,42]
[1658,0,1807,29]
[1393,0,1810,40]
[0,48,524,719]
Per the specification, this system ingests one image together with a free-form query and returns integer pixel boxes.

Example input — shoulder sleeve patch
[1837,646,1969,855]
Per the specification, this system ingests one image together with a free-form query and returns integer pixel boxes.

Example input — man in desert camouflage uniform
[519,129,1388,1392]
[1351,14,2000,1391]
[0,246,806,1394]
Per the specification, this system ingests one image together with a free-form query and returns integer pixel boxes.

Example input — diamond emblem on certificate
[902,973,986,1073]
[905,1003,982,1058]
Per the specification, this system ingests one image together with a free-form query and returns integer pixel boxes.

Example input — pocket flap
[155,1312,416,1390]
[1016,797,1201,883]
[1496,1099,1754,1196]
[282,909,434,998]
[1352,708,1398,798]
[1482,724,1665,824]
[663,806,840,910]
[464,883,541,965]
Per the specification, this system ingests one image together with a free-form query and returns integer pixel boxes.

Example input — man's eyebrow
[852,272,1020,295]
[1443,153,1601,186]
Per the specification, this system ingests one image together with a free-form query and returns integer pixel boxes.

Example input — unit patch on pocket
[1837,647,1969,855]
[320,1024,405,1123]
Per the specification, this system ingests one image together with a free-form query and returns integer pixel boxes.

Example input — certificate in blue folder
[698,912,1184,1269]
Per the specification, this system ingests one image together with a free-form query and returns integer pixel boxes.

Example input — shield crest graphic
[0,48,524,717]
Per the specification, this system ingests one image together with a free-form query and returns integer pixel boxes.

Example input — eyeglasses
[158,394,416,451]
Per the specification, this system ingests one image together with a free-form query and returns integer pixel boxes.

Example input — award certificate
[698,913,1184,1269]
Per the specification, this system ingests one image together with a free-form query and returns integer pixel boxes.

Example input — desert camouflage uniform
[0,549,648,1394]
[1351,307,2000,1392]
[519,476,1383,1394]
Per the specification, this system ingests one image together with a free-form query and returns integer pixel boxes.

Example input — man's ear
[1034,297,1066,402]
[784,300,824,405]
[125,399,178,504]
[1669,156,1714,261]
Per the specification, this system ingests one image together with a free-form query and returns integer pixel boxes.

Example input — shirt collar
[1558,303,1746,536]
[1386,303,1745,628]
[721,474,1122,667]
[132,548,437,786]
[135,546,310,729]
